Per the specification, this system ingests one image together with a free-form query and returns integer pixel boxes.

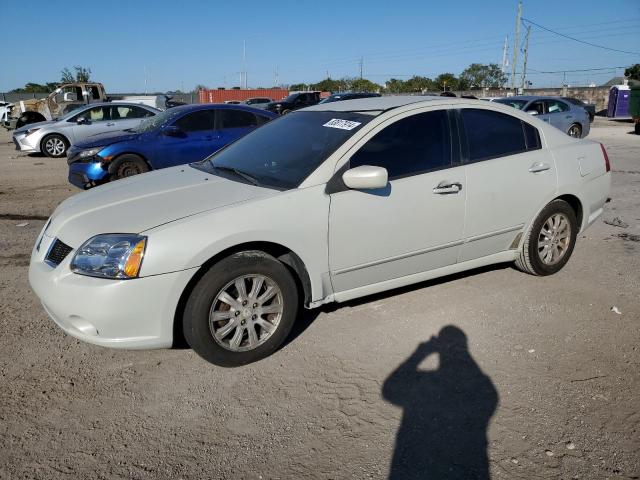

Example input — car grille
[45,238,73,267]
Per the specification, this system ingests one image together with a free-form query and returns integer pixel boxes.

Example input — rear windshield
[196,111,374,190]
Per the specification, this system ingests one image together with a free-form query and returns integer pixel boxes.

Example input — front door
[69,106,112,143]
[215,109,258,151]
[156,109,218,168]
[328,109,466,294]
[544,99,572,131]
[459,108,557,261]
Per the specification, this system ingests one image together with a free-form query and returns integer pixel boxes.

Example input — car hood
[74,130,141,149]
[14,120,56,134]
[46,165,278,247]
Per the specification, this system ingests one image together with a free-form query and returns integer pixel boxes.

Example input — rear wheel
[281,109,292,115]
[635,122,640,135]
[567,123,582,138]
[515,199,578,276]
[183,251,299,367]
[41,134,69,158]
[109,154,149,181]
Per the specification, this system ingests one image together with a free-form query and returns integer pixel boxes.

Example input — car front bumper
[29,232,198,349]
[12,132,39,153]
[68,160,109,188]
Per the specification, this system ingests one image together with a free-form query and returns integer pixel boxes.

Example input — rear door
[215,109,259,149]
[155,109,217,168]
[460,108,557,261]
[544,99,571,132]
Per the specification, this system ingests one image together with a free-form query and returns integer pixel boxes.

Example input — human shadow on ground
[382,326,499,479]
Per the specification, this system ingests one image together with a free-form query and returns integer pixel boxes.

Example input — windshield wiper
[213,165,261,186]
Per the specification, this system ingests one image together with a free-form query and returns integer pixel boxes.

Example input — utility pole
[242,40,247,89]
[510,0,522,91]
[520,25,531,91]
[274,66,279,87]
[143,65,148,94]
[359,57,364,80]
[501,35,509,74]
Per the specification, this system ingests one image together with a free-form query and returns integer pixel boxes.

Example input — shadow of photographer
[383,325,498,479]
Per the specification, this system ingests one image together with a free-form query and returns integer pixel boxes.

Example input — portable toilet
[607,85,631,117]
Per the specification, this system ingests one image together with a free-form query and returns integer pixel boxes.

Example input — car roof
[78,101,160,109]
[168,103,278,116]
[305,95,464,112]
[503,95,569,102]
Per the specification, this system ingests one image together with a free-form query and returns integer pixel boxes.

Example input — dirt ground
[0,119,638,480]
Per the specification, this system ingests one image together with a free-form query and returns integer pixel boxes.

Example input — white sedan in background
[13,102,159,158]
[29,96,611,366]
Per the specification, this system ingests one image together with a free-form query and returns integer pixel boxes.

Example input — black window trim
[457,108,542,164]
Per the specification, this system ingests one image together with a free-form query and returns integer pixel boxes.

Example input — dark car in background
[264,92,320,114]
[319,92,381,104]
[562,97,596,122]
[67,104,277,189]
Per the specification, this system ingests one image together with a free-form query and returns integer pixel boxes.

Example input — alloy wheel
[537,213,572,265]
[568,125,581,138]
[209,274,283,352]
[45,137,65,156]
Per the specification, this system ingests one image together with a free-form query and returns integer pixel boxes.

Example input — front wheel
[183,251,299,367]
[41,134,68,158]
[515,199,578,276]
[109,154,149,181]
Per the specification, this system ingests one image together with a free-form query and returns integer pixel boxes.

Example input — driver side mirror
[526,110,539,115]
[162,125,185,137]
[76,116,89,125]
[342,165,388,190]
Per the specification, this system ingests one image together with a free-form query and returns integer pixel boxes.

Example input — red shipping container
[198,88,289,104]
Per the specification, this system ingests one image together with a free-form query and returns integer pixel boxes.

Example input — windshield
[198,111,374,190]
[134,108,184,133]
[494,98,529,110]
[281,94,301,103]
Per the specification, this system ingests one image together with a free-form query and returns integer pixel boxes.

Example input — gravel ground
[0,119,638,479]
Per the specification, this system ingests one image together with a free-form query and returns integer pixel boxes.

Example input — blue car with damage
[67,104,277,189]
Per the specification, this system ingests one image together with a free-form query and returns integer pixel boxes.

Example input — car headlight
[70,234,147,279]
[26,127,40,136]
[78,147,105,159]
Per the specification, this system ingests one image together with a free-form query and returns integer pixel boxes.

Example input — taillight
[600,143,610,173]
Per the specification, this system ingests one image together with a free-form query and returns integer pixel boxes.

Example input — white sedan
[29,96,611,367]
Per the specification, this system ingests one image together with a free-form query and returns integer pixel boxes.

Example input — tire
[281,109,292,115]
[635,122,640,135]
[41,134,69,158]
[183,251,299,367]
[108,154,149,181]
[567,123,582,138]
[515,199,578,276]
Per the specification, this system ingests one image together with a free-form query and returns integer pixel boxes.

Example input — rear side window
[174,110,215,132]
[461,109,528,162]
[218,109,258,129]
[523,122,541,150]
[350,110,451,180]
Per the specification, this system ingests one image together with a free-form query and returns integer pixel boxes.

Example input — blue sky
[1,0,639,92]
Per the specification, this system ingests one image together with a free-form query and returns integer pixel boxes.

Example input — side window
[77,106,107,122]
[461,109,527,161]
[523,122,542,151]
[112,105,153,119]
[350,110,452,180]
[546,100,569,114]
[218,109,258,129]
[174,110,215,132]
[90,86,101,100]
[527,101,545,115]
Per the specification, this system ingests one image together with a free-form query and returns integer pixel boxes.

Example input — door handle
[529,162,551,173]
[433,182,462,194]
[106,122,115,126]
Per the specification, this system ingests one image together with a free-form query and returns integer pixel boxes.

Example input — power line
[522,17,640,55]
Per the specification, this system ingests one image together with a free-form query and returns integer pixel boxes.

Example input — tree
[434,73,461,91]
[404,76,434,93]
[60,66,92,83]
[194,84,208,91]
[625,64,640,81]
[349,77,381,92]
[460,63,507,89]
[10,82,57,93]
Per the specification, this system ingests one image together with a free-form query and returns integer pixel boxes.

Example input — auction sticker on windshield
[323,119,362,130]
